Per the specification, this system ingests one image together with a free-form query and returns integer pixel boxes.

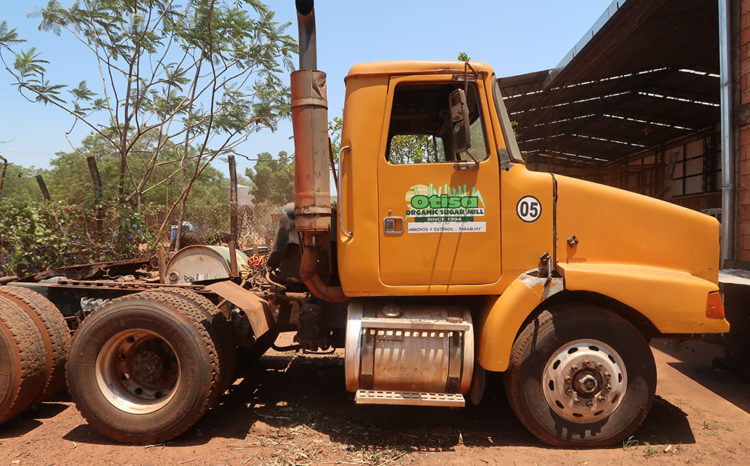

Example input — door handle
[338,145,353,238]
[383,215,404,235]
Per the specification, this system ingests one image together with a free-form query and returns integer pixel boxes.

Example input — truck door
[377,75,501,287]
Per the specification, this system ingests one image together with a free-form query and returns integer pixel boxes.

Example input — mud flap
[206,281,275,341]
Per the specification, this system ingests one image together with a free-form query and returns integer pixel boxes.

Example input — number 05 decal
[516,196,541,222]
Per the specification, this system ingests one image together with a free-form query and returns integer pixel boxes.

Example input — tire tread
[0,300,48,423]
[0,286,71,403]
[156,288,237,389]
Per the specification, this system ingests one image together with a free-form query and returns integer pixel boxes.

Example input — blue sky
[0,1,613,177]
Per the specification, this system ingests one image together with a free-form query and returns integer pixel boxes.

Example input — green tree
[0,1,296,246]
[457,52,471,61]
[245,151,294,205]
[0,160,47,202]
[329,116,343,162]
[328,115,442,164]
[45,131,228,209]
[389,135,444,164]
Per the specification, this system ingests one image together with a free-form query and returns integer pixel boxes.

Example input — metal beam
[718,0,734,263]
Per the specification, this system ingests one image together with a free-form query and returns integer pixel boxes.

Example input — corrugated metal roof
[498,0,719,166]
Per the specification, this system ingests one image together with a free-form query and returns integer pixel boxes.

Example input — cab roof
[346,61,494,80]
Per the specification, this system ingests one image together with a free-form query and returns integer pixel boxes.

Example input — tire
[0,299,47,424]
[0,286,71,403]
[138,290,230,401]
[67,292,220,444]
[504,305,656,447]
[156,288,237,390]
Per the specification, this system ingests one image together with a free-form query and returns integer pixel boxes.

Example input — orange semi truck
[0,0,729,447]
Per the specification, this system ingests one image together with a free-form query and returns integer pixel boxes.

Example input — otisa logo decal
[403,184,487,233]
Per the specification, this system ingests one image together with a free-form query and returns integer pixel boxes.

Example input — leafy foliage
[0,199,153,276]
[0,0,296,246]
[389,135,445,164]
[0,162,47,202]
[44,131,230,218]
[329,116,343,163]
[329,115,444,165]
[246,151,294,205]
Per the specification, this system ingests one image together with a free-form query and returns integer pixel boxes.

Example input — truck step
[355,390,465,407]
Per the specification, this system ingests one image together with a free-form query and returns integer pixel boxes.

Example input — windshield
[492,77,525,164]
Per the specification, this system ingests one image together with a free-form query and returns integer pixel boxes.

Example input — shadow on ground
[652,339,750,415]
[58,351,696,451]
[0,401,69,439]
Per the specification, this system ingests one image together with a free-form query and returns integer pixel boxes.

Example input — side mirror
[449,88,471,154]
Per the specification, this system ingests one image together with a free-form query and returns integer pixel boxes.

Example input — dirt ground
[1,338,748,465]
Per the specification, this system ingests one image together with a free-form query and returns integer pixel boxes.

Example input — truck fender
[206,281,275,340]
[477,272,564,372]
[559,262,729,335]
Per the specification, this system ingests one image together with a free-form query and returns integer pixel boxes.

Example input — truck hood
[554,175,720,284]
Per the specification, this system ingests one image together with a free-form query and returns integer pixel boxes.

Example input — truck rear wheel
[0,286,71,403]
[504,305,656,447]
[67,293,220,444]
[156,288,237,390]
[0,299,47,424]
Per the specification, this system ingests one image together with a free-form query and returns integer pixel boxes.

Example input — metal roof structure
[498,0,720,167]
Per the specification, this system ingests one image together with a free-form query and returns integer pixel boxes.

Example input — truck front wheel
[504,305,656,447]
[67,293,220,444]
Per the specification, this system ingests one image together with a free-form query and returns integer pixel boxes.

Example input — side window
[386,82,489,164]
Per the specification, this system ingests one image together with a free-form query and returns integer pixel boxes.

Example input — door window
[386,82,489,164]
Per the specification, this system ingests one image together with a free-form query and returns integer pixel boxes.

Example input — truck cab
[329,60,730,445]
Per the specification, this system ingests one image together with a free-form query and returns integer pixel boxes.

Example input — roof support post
[718,0,735,265]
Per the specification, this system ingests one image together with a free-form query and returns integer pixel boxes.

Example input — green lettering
[462,196,479,208]
[411,195,429,209]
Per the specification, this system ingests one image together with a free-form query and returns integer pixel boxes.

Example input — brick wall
[737,0,750,261]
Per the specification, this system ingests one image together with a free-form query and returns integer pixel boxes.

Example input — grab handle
[338,145,353,238]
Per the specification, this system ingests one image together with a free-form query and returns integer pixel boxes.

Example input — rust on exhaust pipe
[291,69,331,232]
[292,0,346,302]
[299,236,346,302]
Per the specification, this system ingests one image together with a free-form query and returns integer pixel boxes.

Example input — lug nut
[583,359,590,367]
[596,362,603,369]
[597,394,605,401]
[564,375,572,383]
[586,401,594,407]
[604,371,611,379]
[571,364,579,372]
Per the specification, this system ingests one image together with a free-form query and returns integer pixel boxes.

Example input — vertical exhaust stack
[292,0,330,232]
[292,0,346,302]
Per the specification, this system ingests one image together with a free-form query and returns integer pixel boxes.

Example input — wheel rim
[96,329,180,414]
[542,339,627,423]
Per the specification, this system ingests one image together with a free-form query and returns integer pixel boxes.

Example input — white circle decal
[516,196,541,222]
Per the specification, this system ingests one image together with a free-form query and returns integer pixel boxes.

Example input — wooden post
[0,155,7,193]
[157,247,166,284]
[228,155,239,278]
[36,175,50,201]
[87,156,102,201]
